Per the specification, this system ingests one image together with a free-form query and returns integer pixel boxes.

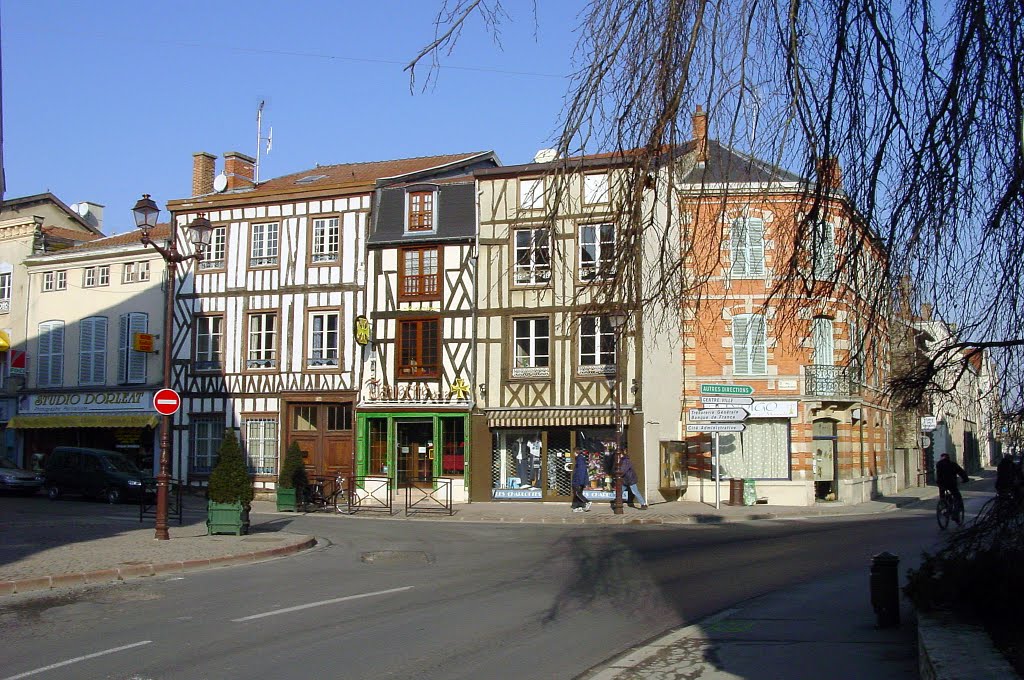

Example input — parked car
[0,456,44,496]
[44,446,149,504]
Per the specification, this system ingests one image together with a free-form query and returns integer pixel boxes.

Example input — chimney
[192,152,216,196]
[72,201,104,232]
[920,303,933,321]
[223,151,256,190]
[692,106,708,162]
[817,156,842,191]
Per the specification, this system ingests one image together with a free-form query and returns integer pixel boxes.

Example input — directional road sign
[686,423,746,433]
[700,395,754,406]
[700,384,754,396]
[153,388,181,416]
[689,408,749,422]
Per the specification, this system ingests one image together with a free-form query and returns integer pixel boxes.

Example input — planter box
[276,487,299,512]
[207,501,248,536]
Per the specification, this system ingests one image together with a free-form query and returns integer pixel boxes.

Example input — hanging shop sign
[354,315,371,345]
[133,332,156,353]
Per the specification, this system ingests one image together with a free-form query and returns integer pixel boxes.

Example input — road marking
[2,640,152,680]
[232,586,414,622]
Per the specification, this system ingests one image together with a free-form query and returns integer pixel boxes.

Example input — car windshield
[103,456,141,474]
[0,457,19,470]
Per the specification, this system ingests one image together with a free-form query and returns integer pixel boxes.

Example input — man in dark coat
[571,451,592,513]
[936,453,968,509]
[995,454,1021,495]
[620,452,648,510]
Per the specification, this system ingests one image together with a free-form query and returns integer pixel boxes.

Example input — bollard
[870,551,900,628]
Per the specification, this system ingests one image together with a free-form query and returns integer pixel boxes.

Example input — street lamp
[132,194,212,540]
[606,311,629,515]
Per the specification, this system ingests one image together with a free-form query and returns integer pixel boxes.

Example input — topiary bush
[278,441,308,490]
[207,430,254,506]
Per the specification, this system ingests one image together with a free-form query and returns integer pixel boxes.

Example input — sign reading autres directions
[700,383,754,396]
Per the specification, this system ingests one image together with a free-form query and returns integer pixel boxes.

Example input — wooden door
[286,401,354,481]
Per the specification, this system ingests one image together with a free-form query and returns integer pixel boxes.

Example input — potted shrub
[207,430,254,535]
[276,441,308,511]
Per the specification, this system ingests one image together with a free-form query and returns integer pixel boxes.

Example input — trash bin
[743,479,757,506]
[729,478,745,505]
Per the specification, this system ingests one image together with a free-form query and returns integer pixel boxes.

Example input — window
[398,318,439,378]
[718,419,790,479]
[0,272,12,312]
[137,261,149,282]
[118,312,148,384]
[400,247,440,300]
[514,228,551,284]
[247,313,277,369]
[407,190,435,231]
[190,416,225,474]
[583,173,610,204]
[812,221,836,280]
[200,226,227,270]
[441,417,466,476]
[519,178,544,209]
[83,265,110,288]
[250,222,279,267]
[811,317,834,366]
[37,320,65,387]
[308,311,340,367]
[43,271,67,292]
[327,404,353,430]
[730,217,765,277]
[79,316,108,386]
[732,313,767,375]
[123,263,136,284]
[513,317,550,378]
[195,316,224,371]
[244,418,277,475]
[579,316,616,374]
[368,418,388,475]
[579,223,615,281]
[311,217,340,263]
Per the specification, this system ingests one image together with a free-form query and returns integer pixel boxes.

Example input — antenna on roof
[255,100,272,184]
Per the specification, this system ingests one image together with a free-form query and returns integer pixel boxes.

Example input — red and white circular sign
[153,388,181,416]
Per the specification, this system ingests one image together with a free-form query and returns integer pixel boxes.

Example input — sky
[1,1,581,234]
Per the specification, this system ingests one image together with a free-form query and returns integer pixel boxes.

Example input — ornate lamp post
[606,311,629,515]
[132,195,212,540]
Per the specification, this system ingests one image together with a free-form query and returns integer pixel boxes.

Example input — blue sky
[1,1,579,233]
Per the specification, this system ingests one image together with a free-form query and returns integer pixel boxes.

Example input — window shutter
[127,313,148,384]
[732,316,750,374]
[119,315,129,383]
[38,323,52,387]
[749,315,767,374]
[49,323,65,387]
[80,319,96,385]
[748,219,765,275]
[92,317,108,384]
[730,219,748,275]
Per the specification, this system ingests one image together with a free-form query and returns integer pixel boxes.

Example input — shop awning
[486,407,619,428]
[7,414,160,429]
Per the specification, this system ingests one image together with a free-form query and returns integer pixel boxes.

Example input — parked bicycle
[302,474,347,512]
[936,487,964,530]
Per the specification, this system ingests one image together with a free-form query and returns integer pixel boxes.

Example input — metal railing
[139,477,184,525]
[340,475,394,515]
[404,477,454,516]
[804,365,858,397]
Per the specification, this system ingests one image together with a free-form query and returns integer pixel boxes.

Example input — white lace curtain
[718,419,790,479]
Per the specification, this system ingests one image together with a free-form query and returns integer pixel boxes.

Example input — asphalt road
[0,496,970,680]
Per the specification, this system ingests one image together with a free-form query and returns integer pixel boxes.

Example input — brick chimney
[224,151,256,190]
[692,105,708,162]
[920,303,933,321]
[817,156,842,191]
[192,152,216,196]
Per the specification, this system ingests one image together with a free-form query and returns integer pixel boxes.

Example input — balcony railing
[805,365,859,397]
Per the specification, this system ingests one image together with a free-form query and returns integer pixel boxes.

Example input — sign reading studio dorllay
[21,390,153,414]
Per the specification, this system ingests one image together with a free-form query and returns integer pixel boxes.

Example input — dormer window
[407,190,435,232]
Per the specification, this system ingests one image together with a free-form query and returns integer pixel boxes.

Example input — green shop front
[355,409,469,502]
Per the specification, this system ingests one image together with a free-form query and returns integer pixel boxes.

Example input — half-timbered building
[358,153,498,503]
[166,151,487,496]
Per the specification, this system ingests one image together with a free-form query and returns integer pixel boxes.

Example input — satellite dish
[213,173,229,193]
[77,203,91,217]
[533,149,558,163]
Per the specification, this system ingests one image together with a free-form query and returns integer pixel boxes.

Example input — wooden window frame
[306,308,341,370]
[194,314,225,373]
[578,315,616,376]
[397,317,440,380]
[398,246,441,301]
[406,190,435,232]
[199,225,228,272]
[309,215,341,266]
[190,414,225,474]
[244,311,278,371]
[518,177,545,210]
[578,222,616,283]
[511,315,551,380]
[249,221,280,269]
[582,172,610,205]
[512,227,551,286]
[242,414,278,476]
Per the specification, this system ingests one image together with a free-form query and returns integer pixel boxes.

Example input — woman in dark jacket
[571,451,592,512]
[620,452,648,509]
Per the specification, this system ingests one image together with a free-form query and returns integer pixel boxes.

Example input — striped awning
[7,414,160,429]
[486,407,621,428]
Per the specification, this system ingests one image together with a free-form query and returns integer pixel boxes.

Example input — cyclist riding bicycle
[936,453,968,510]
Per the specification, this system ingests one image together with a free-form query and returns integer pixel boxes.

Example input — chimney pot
[192,152,217,197]
[223,151,256,190]
[817,156,843,191]
[692,106,708,163]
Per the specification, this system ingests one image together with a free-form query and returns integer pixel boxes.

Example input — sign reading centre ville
[153,389,181,416]
[700,384,754,396]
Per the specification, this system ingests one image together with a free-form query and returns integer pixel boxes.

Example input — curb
[0,537,317,597]
[917,610,1017,679]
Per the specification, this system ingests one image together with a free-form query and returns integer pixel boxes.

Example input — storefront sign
[133,332,156,353]
[493,488,543,500]
[354,315,371,345]
[22,390,152,414]
[745,401,799,419]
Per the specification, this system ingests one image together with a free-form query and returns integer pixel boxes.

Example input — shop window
[37,320,64,388]
[441,417,465,476]
[575,428,618,492]
[118,313,148,385]
[492,430,544,493]
[244,417,277,475]
[191,416,225,474]
[717,419,790,479]
[368,418,389,476]
[398,318,439,379]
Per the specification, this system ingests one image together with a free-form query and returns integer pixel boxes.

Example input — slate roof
[680,140,804,185]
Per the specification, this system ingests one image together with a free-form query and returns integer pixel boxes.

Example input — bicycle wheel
[936,499,949,530]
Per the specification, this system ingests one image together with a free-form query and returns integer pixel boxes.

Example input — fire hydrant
[870,551,900,628]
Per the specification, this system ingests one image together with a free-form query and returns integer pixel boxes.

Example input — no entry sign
[153,388,181,416]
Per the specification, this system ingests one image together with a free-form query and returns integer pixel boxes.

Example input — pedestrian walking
[620,451,647,509]
[571,450,592,513]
